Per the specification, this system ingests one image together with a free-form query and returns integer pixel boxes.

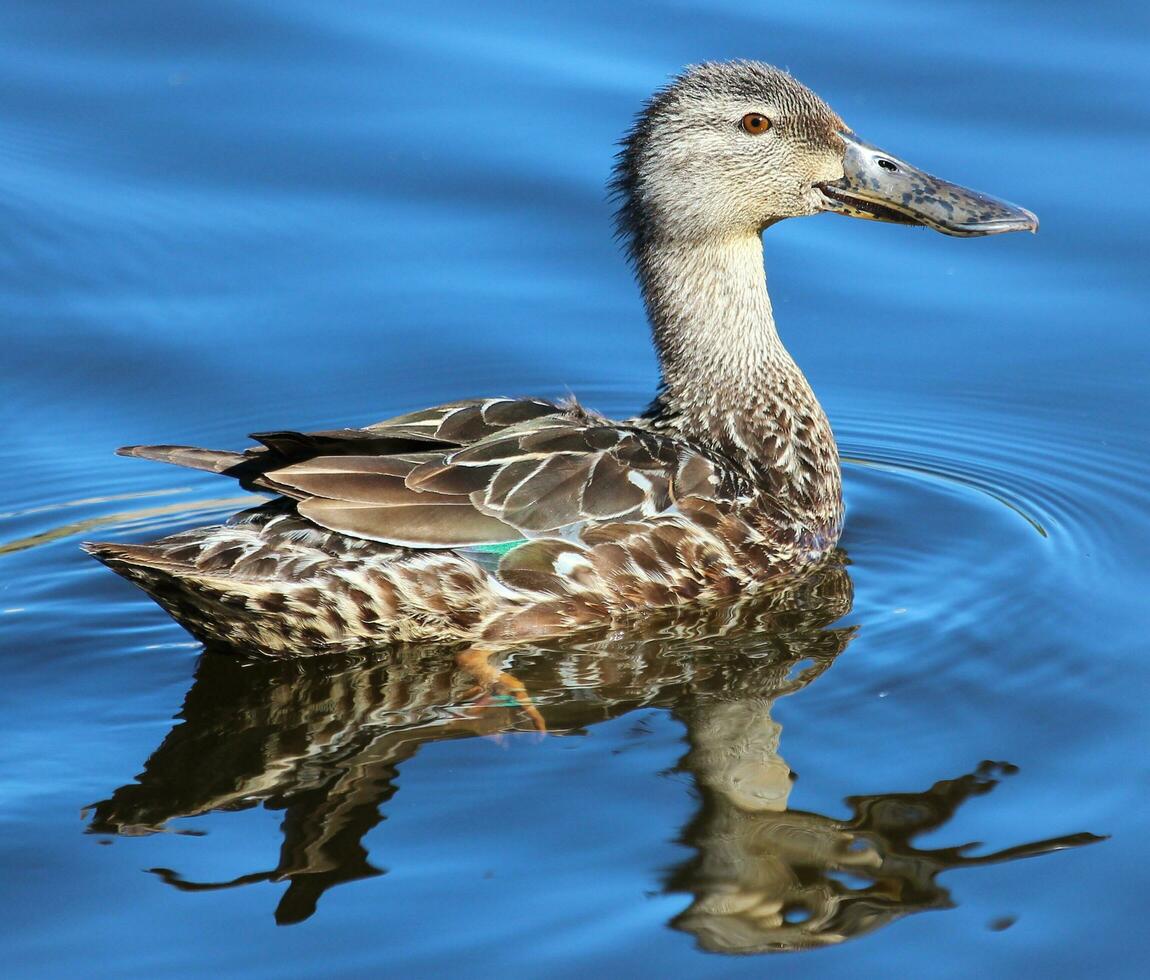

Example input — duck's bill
[816,132,1038,237]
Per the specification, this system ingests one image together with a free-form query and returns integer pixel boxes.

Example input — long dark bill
[818,132,1038,237]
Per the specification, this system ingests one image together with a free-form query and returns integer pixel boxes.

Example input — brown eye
[740,112,771,135]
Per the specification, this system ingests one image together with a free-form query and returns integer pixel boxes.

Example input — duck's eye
[740,113,772,135]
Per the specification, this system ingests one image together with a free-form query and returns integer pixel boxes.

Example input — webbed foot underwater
[86,61,1037,655]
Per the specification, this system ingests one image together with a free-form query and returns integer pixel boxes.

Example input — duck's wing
[117,397,564,486]
[117,396,743,549]
[255,396,564,457]
[260,412,744,549]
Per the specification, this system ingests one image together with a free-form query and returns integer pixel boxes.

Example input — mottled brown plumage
[85,61,1037,655]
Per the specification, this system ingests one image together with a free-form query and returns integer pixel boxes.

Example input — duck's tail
[116,444,247,472]
[83,539,180,575]
[83,536,283,652]
[82,509,494,655]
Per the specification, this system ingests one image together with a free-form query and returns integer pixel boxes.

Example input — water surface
[2,1,1148,976]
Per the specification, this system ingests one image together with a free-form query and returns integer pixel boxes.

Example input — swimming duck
[86,61,1037,656]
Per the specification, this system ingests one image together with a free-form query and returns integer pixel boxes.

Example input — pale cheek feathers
[640,136,843,229]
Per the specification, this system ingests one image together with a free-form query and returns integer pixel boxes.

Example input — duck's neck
[638,232,842,533]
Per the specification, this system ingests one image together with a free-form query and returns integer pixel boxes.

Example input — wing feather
[364,397,560,441]
[278,417,741,547]
[124,394,746,552]
[484,457,549,508]
[582,453,648,518]
[298,498,519,547]
[498,455,591,531]
[405,459,502,495]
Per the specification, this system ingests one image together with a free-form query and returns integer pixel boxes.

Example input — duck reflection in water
[86,557,1101,948]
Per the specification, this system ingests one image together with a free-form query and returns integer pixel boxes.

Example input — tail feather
[82,537,292,652]
[117,445,247,475]
[82,540,190,579]
[80,520,460,655]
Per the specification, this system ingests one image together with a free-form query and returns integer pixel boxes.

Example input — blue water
[2,1,1148,976]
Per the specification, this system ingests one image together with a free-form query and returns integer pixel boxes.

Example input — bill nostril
[877,158,899,173]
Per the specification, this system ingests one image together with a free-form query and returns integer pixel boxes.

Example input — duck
[85,61,1037,657]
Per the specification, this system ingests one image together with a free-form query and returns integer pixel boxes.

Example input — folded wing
[118,396,745,550]
[269,415,740,549]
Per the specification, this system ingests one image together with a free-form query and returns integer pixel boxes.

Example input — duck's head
[614,61,1037,250]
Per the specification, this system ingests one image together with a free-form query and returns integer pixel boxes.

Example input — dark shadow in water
[85,557,1103,946]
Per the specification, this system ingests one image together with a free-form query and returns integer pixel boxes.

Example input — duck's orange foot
[456,646,546,733]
